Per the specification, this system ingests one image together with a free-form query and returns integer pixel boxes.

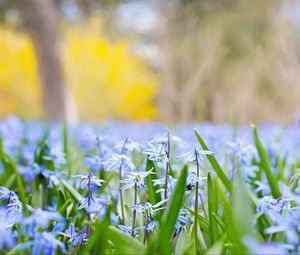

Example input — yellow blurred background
[0,0,300,124]
[0,17,157,121]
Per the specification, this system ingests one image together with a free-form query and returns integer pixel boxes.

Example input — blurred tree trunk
[18,0,67,121]
[156,1,177,122]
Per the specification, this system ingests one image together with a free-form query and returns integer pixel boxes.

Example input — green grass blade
[83,211,110,254]
[56,189,66,211]
[231,171,255,253]
[107,226,145,254]
[194,129,232,192]
[205,238,224,255]
[156,164,188,253]
[207,172,219,246]
[184,205,209,233]
[58,199,72,217]
[145,159,160,205]
[212,212,225,232]
[252,125,281,198]
[63,122,71,177]
[0,134,28,213]
[61,180,83,203]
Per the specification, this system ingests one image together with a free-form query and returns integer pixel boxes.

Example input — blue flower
[143,143,168,164]
[265,207,300,247]
[0,187,23,220]
[21,209,65,237]
[117,224,137,237]
[43,145,67,168]
[175,209,190,234]
[110,212,120,225]
[242,165,259,183]
[254,177,271,196]
[60,223,87,247]
[78,194,108,215]
[136,220,159,233]
[19,232,66,255]
[6,192,23,219]
[186,172,206,190]
[130,200,166,219]
[179,147,213,163]
[84,156,103,173]
[120,170,155,189]
[102,154,136,172]
[244,237,291,255]
[0,209,16,250]
[227,137,257,166]
[115,138,143,153]
[74,172,105,191]
[153,175,177,198]
[0,186,13,200]
[257,196,289,216]
[150,132,185,149]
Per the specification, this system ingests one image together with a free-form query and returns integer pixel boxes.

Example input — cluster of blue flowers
[0,116,300,254]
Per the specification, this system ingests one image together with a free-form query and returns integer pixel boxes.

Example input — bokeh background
[0,0,300,124]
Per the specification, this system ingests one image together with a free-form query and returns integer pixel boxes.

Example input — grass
[0,118,299,254]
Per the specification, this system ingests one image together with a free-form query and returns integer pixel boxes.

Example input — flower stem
[87,172,92,236]
[96,136,104,179]
[143,217,149,244]
[131,183,138,237]
[194,149,199,254]
[87,172,91,207]
[119,167,125,223]
[164,132,170,206]
[119,138,128,224]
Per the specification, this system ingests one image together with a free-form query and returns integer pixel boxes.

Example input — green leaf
[0,134,28,213]
[61,180,83,203]
[155,164,188,254]
[205,238,224,255]
[194,129,232,192]
[15,173,27,208]
[207,172,219,246]
[212,212,225,232]
[175,229,192,254]
[145,159,160,205]
[5,173,17,188]
[33,129,49,163]
[107,226,145,254]
[83,210,110,254]
[252,125,281,198]
[63,122,69,161]
[56,189,66,211]
[35,140,55,170]
[184,205,209,233]
[58,199,73,217]
[289,173,300,192]
[63,122,71,177]
[231,171,255,253]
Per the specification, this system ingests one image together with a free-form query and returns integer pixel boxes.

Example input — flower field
[1,116,300,254]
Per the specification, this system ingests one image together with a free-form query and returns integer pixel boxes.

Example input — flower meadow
[1,117,300,254]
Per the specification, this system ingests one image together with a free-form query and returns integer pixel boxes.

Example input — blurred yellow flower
[0,27,41,119]
[0,18,158,121]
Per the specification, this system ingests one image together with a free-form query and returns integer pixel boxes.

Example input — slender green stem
[194,149,199,254]
[199,192,207,218]
[119,167,125,223]
[87,172,91,207]
[87,172,92,235]
[143,217,149,244]
[164,132,170,206]
[96,136,104,179]
[131,183,138,237]
[119,138,128,223]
